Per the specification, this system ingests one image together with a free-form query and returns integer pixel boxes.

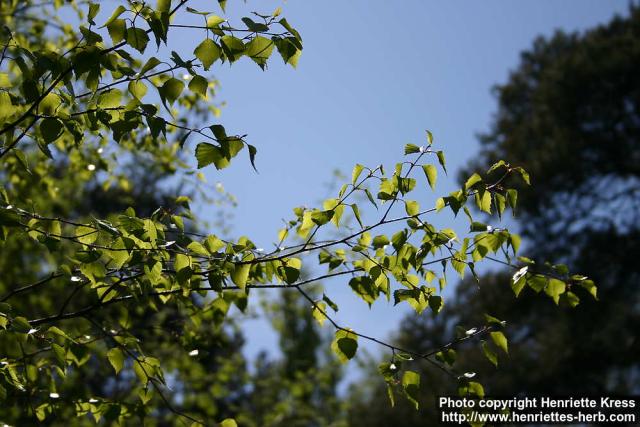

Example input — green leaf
[545,278,566,305]
[506,188,518,212]
[490,331,508,354]
[126,27,150,53]
[98,88,122,109]
[527,274,548,293]
[402,370,420,410]
[425,129,433,145]
[352,164,364,184]
[364,188,377,208]
[482,341,498,367]
[157,0,171,13]
[513,166,530,185]
[276,258,301,284]
[487,160,508,174]
[194,38,221,71]
[220,36,245,62]
[351,204,364,227]
[404,143,420,155]
[464,173,482,190]
[241,17,269,32]
[436,150,447,174]
[140,57,161,76]
[174,253,191,273]
[204,235,225,253]
[484,314,505,328]
[75,225,97,245]
[322,293,339,311]
[479,190,492,214]
[405,200,419,216]
[311,301,327,326]
[107,19,126,44]
[47,326,75,342]
[220,419,237,427]
[0,91,12,121]
[331,329,358,363]
[101,5,127,28]
[278,18,302,41]
[578,279,598,300]
[565,291,580,307]
[231,262,251,290]
[429,295,443,313]
[128,80,147,100]
[372,235,389,249]
[511,274,526,297]
[311,210,334,226]
[133,359,148,384]
[159,78,184,105]
[40,118,64,144]
[246,36,275,69]
[349,276,377,306]
[275,37,301,68]
[377,178,397,200]
[196,143,230,169]
[435,349,456,366]
[243,143,257,172]
[509,233,521,253]
[39,93,60,115]
[422,164,437,190]
[107,348,125,374]
[391,230,407,252]
[459,381,485,399]
[188,75,208,97]
[207,15,225,27]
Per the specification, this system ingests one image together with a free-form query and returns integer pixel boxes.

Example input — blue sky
[175,0,631,370]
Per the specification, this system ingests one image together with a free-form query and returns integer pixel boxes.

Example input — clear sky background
[175,0,631,372]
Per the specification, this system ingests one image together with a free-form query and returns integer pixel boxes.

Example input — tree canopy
[0,1,596,425]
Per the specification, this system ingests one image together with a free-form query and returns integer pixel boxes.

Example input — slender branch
[0,272,63,302]
[294,285,466,379]
[28,268,361,326]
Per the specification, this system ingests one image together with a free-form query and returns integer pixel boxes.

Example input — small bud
[49,392,60,399]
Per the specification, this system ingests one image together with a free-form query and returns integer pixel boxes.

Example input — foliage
[0,1,594,425]
[459,3,640,393]
[349,5,640,425]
